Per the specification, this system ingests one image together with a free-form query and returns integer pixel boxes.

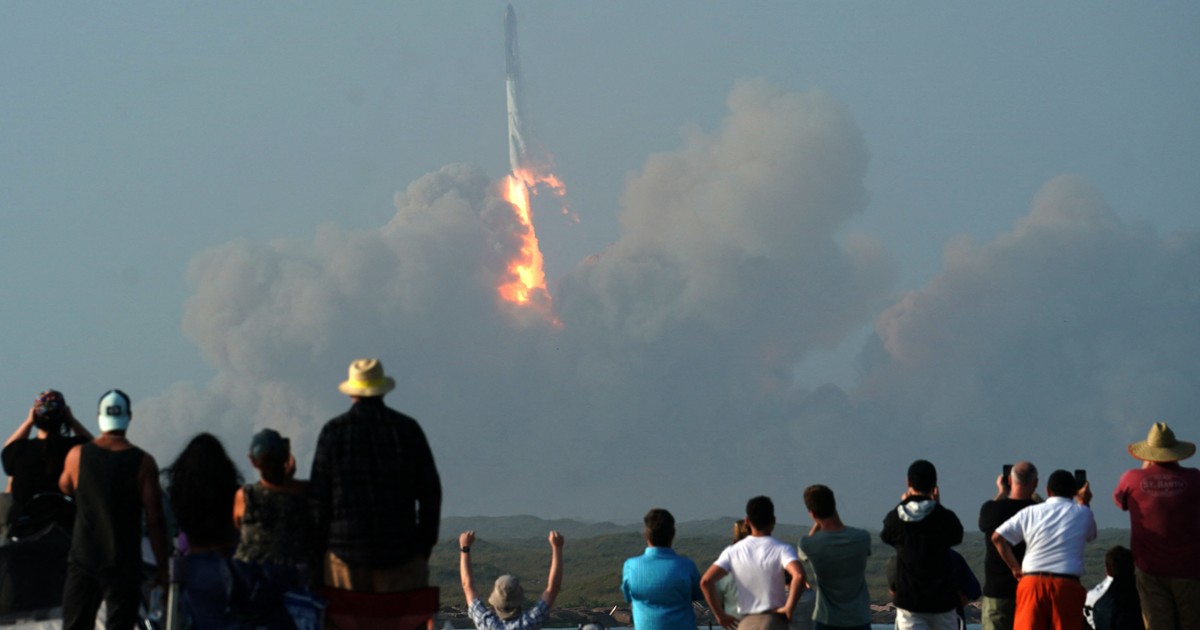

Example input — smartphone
[1002,464,1013,488]
[1074,469,1087,487]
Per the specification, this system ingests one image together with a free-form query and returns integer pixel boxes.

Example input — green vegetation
[431,516,1129,609]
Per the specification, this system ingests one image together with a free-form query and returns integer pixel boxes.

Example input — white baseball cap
[97,389,132,432]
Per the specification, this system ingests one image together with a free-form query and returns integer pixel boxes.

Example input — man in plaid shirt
[311,358,442,592]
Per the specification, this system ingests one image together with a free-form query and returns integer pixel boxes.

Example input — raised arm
[64,406,94,440]
[542,530,564,608]
[459,531,478,606]
[4,406,37,447]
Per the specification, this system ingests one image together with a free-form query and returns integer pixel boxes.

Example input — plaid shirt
[310,398,441,567]
[468,598,550,630]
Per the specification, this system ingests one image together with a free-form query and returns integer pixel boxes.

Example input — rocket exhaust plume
[498,4,567,318]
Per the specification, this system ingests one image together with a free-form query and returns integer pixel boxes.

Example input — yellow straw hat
[337,358,396,397]
[1128,422,1195,462]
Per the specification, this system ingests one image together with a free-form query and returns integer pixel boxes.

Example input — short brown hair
[803,485,837,519]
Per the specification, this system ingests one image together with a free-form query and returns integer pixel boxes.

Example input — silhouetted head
[249,428,291,485]
[643,508,675,547]
[731,519,749,543]
[32,390,69,436]
[1046,469,1078,498]
[1105,545,1134,579]
[745,496,775,532]
[907,459,937,494]
[804,484,838,520]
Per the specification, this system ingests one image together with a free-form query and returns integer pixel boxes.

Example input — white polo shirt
[714,535,799,614]
[995,496,1097,576]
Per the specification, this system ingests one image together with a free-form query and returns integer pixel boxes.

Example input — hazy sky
[3,3,1198,529]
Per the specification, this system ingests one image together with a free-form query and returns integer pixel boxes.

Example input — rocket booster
[505,4,528,172]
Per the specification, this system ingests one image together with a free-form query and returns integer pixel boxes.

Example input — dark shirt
[2,436,88,506]
[1089,575,1142,630]
[881,496,964,614]
[69,443,145,578]
[310,397,441,567]
[978,497,1035,598]
[234,482,311,568]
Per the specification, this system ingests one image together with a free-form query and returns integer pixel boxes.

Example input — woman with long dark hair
[2,390,92,532]
[163,432,242,629]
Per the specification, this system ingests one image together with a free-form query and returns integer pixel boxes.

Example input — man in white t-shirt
[991,469,1096,630]
[701,496,807,630]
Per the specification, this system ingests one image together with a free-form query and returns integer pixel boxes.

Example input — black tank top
[69,442,145,577]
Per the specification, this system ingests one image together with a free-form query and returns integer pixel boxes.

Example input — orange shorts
[1015,573,1085,630]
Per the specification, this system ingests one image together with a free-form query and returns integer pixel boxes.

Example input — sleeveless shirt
[69,442,145,577]
[233,482,311,567]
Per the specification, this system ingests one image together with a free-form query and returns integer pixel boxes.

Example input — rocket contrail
[505,4,528,173]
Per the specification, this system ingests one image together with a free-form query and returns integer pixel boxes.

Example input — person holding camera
[2,390,93,532]
[991,469,1095,630]
[976,461,1038,630]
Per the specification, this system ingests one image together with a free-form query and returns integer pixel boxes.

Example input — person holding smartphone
[977,462,1038,630]
[991,469,1096,630]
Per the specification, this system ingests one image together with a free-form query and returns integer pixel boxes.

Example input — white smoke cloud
[139,79,896,522]
[851,174,1200,524]
[140,80,1198,529]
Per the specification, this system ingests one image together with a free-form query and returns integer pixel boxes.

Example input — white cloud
[141,80,896,523]
[141,85,1198,529]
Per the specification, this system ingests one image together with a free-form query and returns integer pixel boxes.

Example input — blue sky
[3,3,1198,528]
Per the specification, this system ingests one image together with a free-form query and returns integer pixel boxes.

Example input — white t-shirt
[714,535,799,614]
[994,496,1096,576]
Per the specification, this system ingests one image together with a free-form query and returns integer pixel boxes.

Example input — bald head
[1009,461,1038,499]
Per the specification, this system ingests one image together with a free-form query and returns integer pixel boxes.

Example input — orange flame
[497,168,567,314]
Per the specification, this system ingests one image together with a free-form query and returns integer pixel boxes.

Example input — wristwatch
[460,546,470,553]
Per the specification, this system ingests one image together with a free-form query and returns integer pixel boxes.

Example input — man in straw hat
[1113,422,1200,630]
[457,529,564,630]
[311,358,442,593]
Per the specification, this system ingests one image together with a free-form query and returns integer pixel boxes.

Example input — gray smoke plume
[140,80,1199,527]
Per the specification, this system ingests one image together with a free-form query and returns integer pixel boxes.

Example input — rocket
[505,4,528,173]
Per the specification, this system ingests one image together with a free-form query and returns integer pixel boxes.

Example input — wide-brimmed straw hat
[337,358,396,397]
[1128,422,1195,462]
[488,575,524,620]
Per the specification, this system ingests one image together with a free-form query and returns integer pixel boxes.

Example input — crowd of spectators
[1,363,1195,630]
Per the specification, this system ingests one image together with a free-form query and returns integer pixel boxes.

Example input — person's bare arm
[700,564,736,630]
[5,406,37,447]
[63,407,93,440]
[58,444,81,494]
[459,531,478,606]
[778,559,806,620]
[232,486,246,529]
[542,530,564,608]
[1076,481,1093,507]
[991,531,1022,580]
[139,453,169,588]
